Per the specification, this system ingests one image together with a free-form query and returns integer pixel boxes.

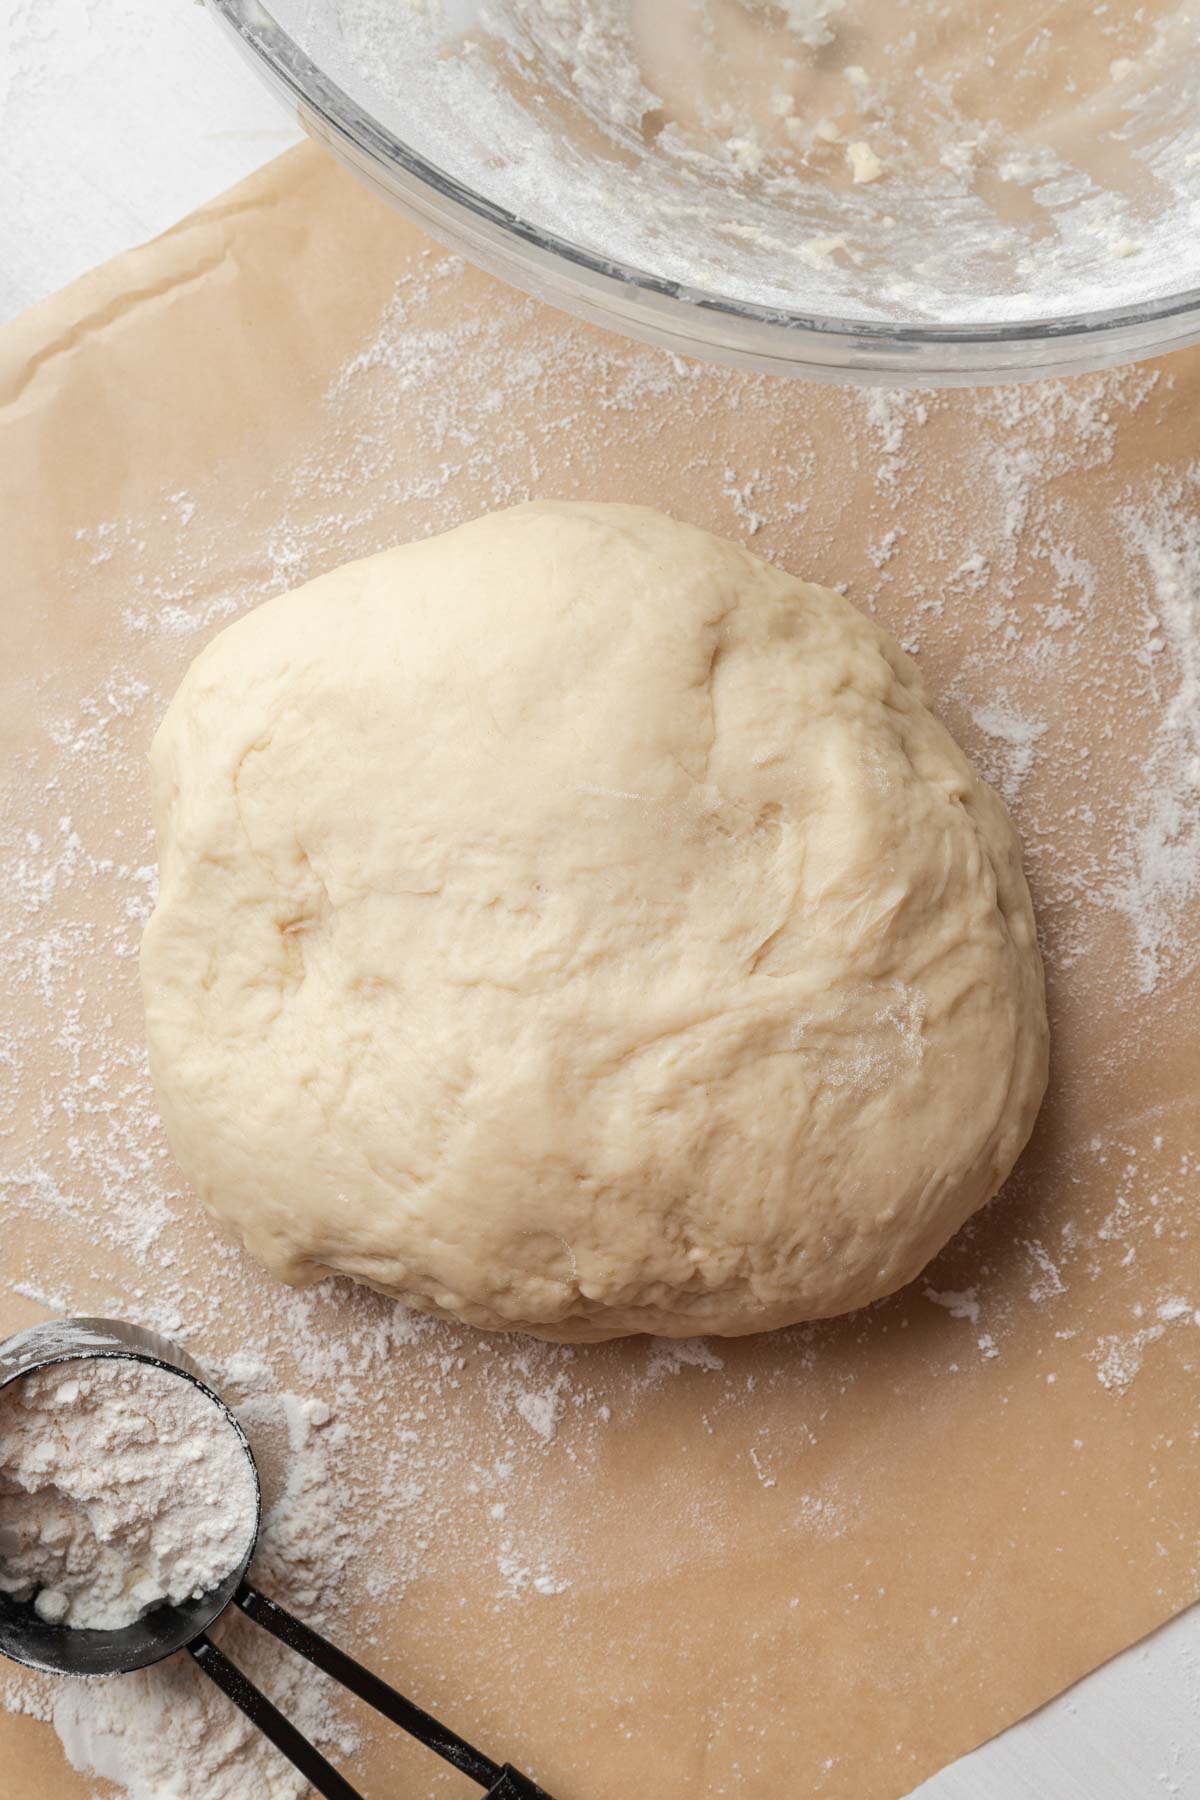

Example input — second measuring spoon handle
[487,1771,560,1799]
[189,1632,363,1800]
[236,1581,559,1798]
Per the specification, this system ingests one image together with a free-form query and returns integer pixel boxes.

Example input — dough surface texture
[142,502,1047,1340]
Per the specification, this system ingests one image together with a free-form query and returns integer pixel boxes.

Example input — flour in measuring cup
[0,1359,257,1630]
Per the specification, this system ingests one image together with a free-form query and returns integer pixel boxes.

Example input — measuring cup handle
[237,1580,561,1795]
[487,1768,560,1799]
[188,1632,364,1800]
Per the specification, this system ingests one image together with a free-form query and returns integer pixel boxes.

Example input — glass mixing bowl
[206,0,1200,385]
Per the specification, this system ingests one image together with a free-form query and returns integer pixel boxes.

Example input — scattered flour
[923,1288,981,1327]
[1089,1292,1199,1394]
[515,1377,569,1444]
[1106,485,1200,993]
[1024,1241,1068,1305]
[968,700,1048,804]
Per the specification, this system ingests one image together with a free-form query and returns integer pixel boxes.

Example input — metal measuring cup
[0,1317,557,1800]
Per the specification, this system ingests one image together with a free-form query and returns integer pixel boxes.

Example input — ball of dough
[142,502,1047,1341]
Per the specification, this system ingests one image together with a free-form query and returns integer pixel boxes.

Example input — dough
[142,502,1048,1341]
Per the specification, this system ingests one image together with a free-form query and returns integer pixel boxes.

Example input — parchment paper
[1,143,1199,1800]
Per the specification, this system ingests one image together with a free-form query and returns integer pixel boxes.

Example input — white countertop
[2,4,1198,1795]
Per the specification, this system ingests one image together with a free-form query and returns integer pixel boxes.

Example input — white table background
[1,3,1198,1794]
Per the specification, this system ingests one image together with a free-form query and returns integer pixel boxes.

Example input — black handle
[487,1769,559,1800]
[237,1582,558,1797]
[188,1632,364,1800]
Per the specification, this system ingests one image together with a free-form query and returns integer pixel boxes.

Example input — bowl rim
[207,0,1200,364]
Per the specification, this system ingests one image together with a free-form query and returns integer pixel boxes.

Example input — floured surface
[0,143,1199,1798]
